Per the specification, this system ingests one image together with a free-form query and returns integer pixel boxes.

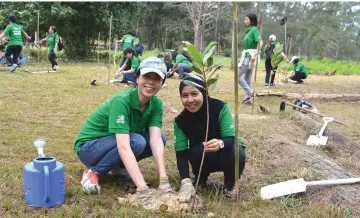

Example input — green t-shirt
[125,56,140,71]
[243,26,260,58]
[121,34,134,51]
[73,86,163,153]
[134,37,141,46]
[175,54,192,67]
[294,61,308,77]
[47,33,59,52]
[4,23,25,46]
[173,104,235,152]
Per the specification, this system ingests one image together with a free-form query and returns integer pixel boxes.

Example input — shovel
[306,117,334,146]
[261,177,360,200]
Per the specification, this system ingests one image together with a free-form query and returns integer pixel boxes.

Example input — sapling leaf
[191,66,204,77]
[186,44,203,67]
[207,55,213,68]
[203,45,216,65]
[207,74,219,92]
[203,41,217,60]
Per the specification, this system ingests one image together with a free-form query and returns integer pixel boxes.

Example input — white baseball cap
[269,34,276,41]
[290,56,298,63]
[138,57,167,79]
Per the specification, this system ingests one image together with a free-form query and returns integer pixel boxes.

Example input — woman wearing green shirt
[74,57,173,200]
[174,74,246,201]
[0,14,31,73]
[171,49,192,79]
[238,13,263,104]
[41,26,59,71]
[288,56,308,84]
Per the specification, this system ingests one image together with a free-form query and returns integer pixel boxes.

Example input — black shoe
[224,186,236,199]
[295,80,304,84]
[91,80,97,86]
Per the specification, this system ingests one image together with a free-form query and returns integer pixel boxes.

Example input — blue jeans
[78,132,166,177]
[123,72,137,83]
[238,57,252,95]
[175,63,192,79]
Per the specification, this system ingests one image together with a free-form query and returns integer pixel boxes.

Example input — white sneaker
[81,169,100,194]
[9,64,18,73]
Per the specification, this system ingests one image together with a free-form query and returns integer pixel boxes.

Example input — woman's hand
[203,139,220,152]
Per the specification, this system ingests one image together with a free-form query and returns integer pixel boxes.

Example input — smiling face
[244,16,251,27]
[136,72,162,99]
[180,86,204,113]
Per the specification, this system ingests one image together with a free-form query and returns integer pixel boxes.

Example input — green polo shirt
[4,23,25,46]
[73,86,163,153]
[121,34,134,51]
[47,33,59,52]
[294,61,308,77]
[134,37,141,46]
[243,26,260,59]
[175,54,192,67]
[125,56,140,71]
[173,104,234,152]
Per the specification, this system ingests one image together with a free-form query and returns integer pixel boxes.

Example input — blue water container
[23,157,65,207]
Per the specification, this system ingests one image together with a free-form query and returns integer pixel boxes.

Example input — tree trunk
[193,2,205,51]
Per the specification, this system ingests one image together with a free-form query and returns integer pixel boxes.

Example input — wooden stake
[97,32,100,64]
[107,15,113,84]
[252,2,265,114]
[37,10,40,63]
[231,3,239,218]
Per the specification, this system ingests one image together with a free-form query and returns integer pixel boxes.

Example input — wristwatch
[218,139,224,149]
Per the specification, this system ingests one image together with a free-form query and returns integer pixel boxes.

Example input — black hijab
[175,74,225,145]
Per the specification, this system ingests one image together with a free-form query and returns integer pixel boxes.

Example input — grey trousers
[238,57,253,95]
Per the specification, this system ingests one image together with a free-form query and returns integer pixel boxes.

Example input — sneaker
[242,93,253,103]
[270,83,276,87]
[243,98,253,105]
[223,185,236,199]
[295,81,304,84]
[81,169,100,194]
[265,83,269,88]
[9,64,18,73]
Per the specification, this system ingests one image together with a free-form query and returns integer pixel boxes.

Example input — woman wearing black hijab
[174,73,246,201]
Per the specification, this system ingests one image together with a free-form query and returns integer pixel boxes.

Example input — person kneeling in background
[288,56,308,84]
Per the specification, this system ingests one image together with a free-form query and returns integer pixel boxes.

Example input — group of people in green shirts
[73,12,310,204]
[239,13,308,104]
[114,31,142,83]
[74,57,246,202]
[0,14,61,72]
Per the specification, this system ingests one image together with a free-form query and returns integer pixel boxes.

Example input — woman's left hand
[203,139,220,152]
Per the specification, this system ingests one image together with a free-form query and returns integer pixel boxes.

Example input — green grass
[0,62,359,217]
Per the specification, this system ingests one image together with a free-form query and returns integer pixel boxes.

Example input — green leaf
[186,44,203,67]
[207,55,213,68]
[203,42,217,59]
[208,65,222,79]
[203,42,217,65]
[270,42,285,68]
[206,74,219,92]
[191,66,204,77]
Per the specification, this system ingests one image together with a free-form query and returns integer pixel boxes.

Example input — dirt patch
[118,189,204,213]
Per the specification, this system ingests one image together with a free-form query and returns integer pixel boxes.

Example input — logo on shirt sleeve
[116,115,125,124]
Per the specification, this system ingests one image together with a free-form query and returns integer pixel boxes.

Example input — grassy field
[0,61,359,217]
